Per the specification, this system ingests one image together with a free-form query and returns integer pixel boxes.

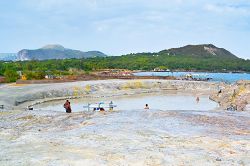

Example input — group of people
[64,100,150,113]
[64,98,200,113]
[63,100,109,113]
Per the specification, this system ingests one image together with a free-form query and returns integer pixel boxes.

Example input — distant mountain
[0,53,17,61]
[17,44,107,61]
[159,44,238,59]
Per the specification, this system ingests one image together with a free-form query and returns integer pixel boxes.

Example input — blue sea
[134,71,250,83]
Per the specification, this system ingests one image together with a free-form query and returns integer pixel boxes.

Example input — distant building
[45,75,56,79]
[17,71,22,77]
[153,68,170,72]
[98,69,132,76]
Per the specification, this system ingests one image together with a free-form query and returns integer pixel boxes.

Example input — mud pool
[0,80,249,165]
[36,93,219,112]
[1,95,250,165]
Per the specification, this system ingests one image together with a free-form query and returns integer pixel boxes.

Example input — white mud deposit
[0,79,223,108]
[0,80,249,165]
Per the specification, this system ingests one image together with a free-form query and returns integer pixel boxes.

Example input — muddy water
[36,93,219,112]
[0,93,250,165]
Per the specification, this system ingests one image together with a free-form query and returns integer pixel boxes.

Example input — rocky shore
[210,80,250,111]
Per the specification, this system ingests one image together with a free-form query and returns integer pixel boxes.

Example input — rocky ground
[210,80,250,111]
[0,105,249,165]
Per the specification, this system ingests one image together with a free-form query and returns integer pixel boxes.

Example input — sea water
[134,71,250,83]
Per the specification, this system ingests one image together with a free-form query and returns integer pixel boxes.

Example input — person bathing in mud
[64,100,72,113]
[196,96,200,103]
[100,107,105,111]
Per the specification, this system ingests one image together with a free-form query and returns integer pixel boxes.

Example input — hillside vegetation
[0,44,249,82]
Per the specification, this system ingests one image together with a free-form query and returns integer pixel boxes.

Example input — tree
[4,69,19,82]
[158,66,168,70]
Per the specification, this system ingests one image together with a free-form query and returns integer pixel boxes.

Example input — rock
[210,80,250,111]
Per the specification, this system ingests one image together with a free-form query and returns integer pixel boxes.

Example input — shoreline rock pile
[210,80,250,111]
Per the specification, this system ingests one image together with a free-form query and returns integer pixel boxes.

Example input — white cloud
[1,0,250,58]
[204,3,250,16]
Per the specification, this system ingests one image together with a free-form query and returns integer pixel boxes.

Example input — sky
[0,0,249,59]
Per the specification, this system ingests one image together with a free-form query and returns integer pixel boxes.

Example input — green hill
[17,44,107,61]
[1,44,250,79]
[159,44,238,59]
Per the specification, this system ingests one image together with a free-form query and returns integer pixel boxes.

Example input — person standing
[109,101,114,111]
[196,97,200,103]
[144,104,149,109]
[64,100,72,113]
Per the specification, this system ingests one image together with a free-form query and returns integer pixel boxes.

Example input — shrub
[4,69,19,82]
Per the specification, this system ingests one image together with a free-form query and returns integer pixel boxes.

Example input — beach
[0,79,249,165]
